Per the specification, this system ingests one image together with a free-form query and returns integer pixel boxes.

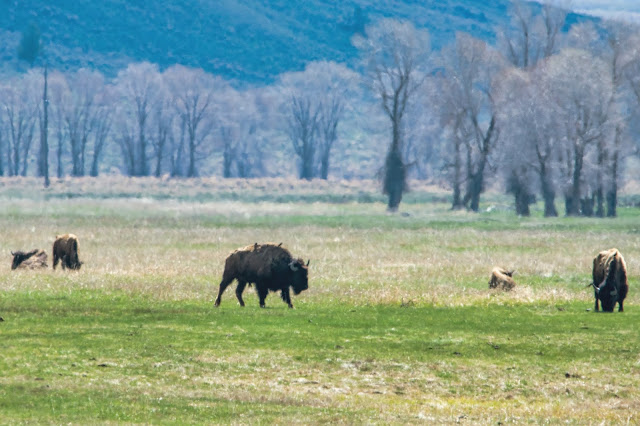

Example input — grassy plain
[1,177,639,423]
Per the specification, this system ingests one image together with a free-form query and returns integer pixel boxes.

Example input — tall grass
[1,177,639,423]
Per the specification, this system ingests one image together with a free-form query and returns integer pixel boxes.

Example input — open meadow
[1,177,639,423]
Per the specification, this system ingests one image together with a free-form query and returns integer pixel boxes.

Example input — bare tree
[89,84,114,177]
[354,19,430,211]
[495,67,561,216]
[59,69,105,177]
[164,65,220,178]
[439,33,503,212]
[279,61,357,180]
[217,88,267,178]
[114,62,161,176]
[38,67,50,187]
[0,76,37,176]
[498,0,567,69]
[286,94,319,180]
[544,48,615,216]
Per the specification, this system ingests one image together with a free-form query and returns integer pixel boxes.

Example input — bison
[214,243,309,308]
[11,249,48,270]
[52,233,82,270]
[591,248,628,312]
[489,267,516,291]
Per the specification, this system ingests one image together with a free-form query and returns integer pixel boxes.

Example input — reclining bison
[214,243,309,308]
[591,248,628,312]
[52,233,82,270]
[489,267,516,291]
[11,249,48,270]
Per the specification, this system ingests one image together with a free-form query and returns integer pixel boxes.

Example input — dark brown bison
[11,249,48,270]
[52,234,82,270]
[591,248,628,312]
[489,267,516,291]
[214,243,309,308]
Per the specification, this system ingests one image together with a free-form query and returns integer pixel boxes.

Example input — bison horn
[289,261,299,271]
[306,259,310,267]
[11,251,14,256]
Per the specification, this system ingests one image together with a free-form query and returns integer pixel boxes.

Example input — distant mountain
[0,0,587,84]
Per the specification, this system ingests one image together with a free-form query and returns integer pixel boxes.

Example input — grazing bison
[11,249,48,270]
[489,267,516,291]
[52,233,82,270]
[214,243,309,308]
[591,248,628,312]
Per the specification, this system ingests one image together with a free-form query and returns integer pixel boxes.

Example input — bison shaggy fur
[214,243,309,308]
[591,248,628,312]
[52,233,82,270]
[489,267,516,291]
[11,249,48,270]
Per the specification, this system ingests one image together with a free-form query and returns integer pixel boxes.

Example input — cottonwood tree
[114,62,162,176]
[0,75,38,176]
[439,33,504,212]
[354,19,430,211]
[279,61,356,180]
[45,71,70,178]
[544,48,616,216]
[163,65,220,177]
[498,0,567,69]
[281,61,357,180]
[60,69,107,176]
[495,0,567,214]
[495,66,561,216]
[597,23,640,217]
[38,67,50,186]
[89,84,114,177]
[218,87,267,178]
[286,94,319,180]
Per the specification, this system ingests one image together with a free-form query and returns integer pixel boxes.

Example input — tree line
[2,1,640,216]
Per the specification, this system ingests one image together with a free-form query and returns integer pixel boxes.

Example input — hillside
[0,0,519,84]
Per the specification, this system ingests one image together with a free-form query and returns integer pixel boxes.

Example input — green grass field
[1,178,639,423]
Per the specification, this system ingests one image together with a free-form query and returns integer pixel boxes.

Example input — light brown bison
[591,248,628,312]
[214,243,309,308]
[52,233,82,270]
[489,267,516,291]
[11,249,48,270]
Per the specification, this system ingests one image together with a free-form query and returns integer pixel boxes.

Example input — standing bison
[214,243,309,308]
[11,249,48,270]
[591,248,628,312]
[52,234,82,270]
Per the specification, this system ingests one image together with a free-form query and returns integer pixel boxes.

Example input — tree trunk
[451,138,463,210]
[567,143,584,216]
[383,146,405,212]
[41,67,50,187]
[319,152,329,180]
[607,147,619,217]
[539,163,557,217]
[509,173,530,217]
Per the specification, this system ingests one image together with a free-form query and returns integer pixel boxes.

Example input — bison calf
[215,243,309,308]
[489,267,516,291]
[591,248,628,312]
[52,233,82,270]
[11,249,48,270]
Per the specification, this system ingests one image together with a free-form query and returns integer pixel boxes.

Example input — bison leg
[618,299,624,312]
[52,253,59,270]
[256,285,268,308]
[281,288,293,308]
[594,296,599,312]
[235,281,247,307]
[214,277,234,307]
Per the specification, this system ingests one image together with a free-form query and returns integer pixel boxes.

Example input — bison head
[11,249,37,270]
[594,283,618,312]
[289,258,310,295]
